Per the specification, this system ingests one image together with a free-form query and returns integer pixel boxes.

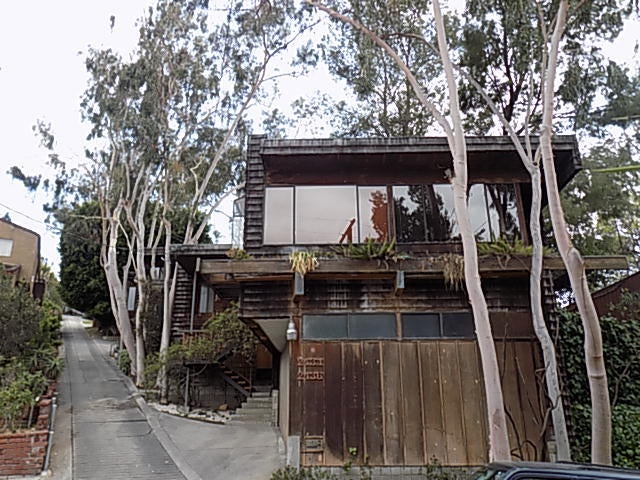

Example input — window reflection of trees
[485,184,520,242]
[393,185,454,242]
[263,183,521,245]
[394,184,520,243]
[368,190,389,242]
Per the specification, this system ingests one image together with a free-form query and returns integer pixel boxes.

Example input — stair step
[236,407,271,415]
[251,390,271,397]
[245,398,272,406]
[228,414,272,424]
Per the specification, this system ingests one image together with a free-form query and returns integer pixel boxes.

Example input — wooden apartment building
[170,135,626,468]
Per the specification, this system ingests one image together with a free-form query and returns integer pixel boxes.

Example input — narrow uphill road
[62,316,186,480]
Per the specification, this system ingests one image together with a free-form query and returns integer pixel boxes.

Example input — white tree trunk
[134,279,147,387]
[308,0,512,461]
[539,0,611,464]
[432,0,510,461]
[159,220,176,404]
[529,167,571,460]
[103,212,138,376]
[460,71,571,459]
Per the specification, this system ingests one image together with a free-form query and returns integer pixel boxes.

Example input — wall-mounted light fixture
[286,319,298,341]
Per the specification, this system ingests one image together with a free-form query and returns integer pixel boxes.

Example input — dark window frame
[263,183,525,246]
[302,311,475,341]
[402,312,475,339]
[302,312,397,340]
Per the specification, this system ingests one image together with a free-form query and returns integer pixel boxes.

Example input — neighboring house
[571,271,640,317]
[169,136,626,470]
[0,218,44,299]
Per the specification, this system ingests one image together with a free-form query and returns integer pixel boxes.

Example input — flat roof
[258,135,580,190]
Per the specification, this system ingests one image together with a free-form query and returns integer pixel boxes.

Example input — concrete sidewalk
[46,316,283,480]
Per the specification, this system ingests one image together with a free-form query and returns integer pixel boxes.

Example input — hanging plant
[440,253,465,291]
[289,251,319,275]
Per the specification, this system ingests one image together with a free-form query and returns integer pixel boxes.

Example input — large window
[0,238,13,257]
[303,313,397,340]
[402,312,474,338]
[393,185,457,242]
[302,311,475,340]
[358,186,389,242]
[264,187,293,244]
[264,183,520,245]
[296,186,357,244]
[393,183,521,243]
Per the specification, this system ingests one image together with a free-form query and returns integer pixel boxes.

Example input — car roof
[487,462,640,479]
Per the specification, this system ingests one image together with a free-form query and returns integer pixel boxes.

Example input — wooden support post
[395,270,405,296]
[293,272,305,299]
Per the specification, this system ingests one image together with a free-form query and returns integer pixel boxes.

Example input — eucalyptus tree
[308,0,512,461]
[17,0,314,386]
[318,0,441,137]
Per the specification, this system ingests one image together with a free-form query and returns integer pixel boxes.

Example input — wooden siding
[171,264,195,340]
[245,135,266,250]
[241,277,536,339]
[292,339,546,467]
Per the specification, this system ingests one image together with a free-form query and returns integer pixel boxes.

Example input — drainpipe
[184,258,201,410]
[43,395,57,472]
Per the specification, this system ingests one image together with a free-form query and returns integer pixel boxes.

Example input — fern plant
[477,238,553,256]
[335,238,404,262]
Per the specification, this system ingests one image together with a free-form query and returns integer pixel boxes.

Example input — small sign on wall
[303,436,324,453]
[296,356,324,381]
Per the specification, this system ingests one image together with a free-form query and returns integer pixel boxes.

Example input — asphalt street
[62,316,185,480]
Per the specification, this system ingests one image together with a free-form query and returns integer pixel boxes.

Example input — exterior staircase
[227,389,273,425]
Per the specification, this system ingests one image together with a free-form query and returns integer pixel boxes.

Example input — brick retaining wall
[0,395,53,477]
[0,430,49,476]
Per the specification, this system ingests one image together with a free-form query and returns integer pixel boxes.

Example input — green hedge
[571,404,640,467]
[0,274,62,432]
[559,291,640,467]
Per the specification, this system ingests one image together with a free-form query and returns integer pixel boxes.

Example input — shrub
[271,467,338,480]
[0,274,63,433]
[571,404,640,467]
[118,349,131,374]
[0,361,47,431]
[38,299,62,347]
[0,276,42,359]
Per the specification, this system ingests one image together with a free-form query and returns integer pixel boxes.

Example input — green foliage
[270,466,338,480]
[0,279,60,432]
[559,294,640,407]
[117,349,131,375]
[201,303,258,363]
[570,404,640,467]
[335,238,404,264]
[143,303,258,390]
[39,299,62,347]
[0,361,47,432]
[458,0,631,134]
[477,238,554,257]
[421,459,463,480]
[58,201,113,326]
[561,144,640,283]
[0,274,42,359]
[560,291,640,466]
[226,248,253,260]
[317,0,440,137]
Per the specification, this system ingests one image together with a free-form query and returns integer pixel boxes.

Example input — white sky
[0,2,638,275]
[0,1,154,272]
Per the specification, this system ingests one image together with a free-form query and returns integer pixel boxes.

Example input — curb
[95,340,204,480]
